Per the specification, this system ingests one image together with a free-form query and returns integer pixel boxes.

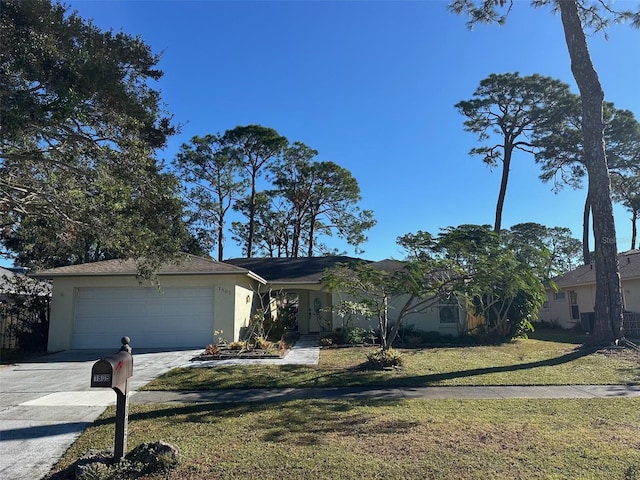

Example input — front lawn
[144,336,640,390]
[46,398,640,479]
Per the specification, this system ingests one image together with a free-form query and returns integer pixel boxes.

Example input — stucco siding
[329,292,466,336]
[47,274,259,351]
[233,284,255,341]
[622,278,640,312]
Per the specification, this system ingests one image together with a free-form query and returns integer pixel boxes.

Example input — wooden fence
[0,303,20,349]
[0,301,49,350]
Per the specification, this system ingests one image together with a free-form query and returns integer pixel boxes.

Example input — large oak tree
[1,0,189,270]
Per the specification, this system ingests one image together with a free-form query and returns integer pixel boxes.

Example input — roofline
[32,270,268,285]
[550,273,640,289]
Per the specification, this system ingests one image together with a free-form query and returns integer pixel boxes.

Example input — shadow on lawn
[290,344,600,388]
[403,345,598,385]
[95,398,413,444]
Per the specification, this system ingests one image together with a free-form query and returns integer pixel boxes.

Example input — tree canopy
[534,101,640,259]
[456,72,574,232]
[1,0,190,270]
[176,128,376,259]
[324,224,548,354]
[174,134,247,261]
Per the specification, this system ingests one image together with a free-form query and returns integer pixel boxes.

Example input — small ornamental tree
[321,259,453,353]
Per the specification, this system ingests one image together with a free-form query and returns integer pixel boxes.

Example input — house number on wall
[217,286,232,296]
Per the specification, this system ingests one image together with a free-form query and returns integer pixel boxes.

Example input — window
[569,291,578,304]
[554,292,566,301]
[439,306,456,324]
[571,305,580,320]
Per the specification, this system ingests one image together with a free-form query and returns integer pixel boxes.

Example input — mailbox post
[91,336,133,461]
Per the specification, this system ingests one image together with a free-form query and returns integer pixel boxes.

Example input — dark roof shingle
[225,256,364,283]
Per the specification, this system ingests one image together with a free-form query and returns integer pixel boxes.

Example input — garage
[72,287,214,349]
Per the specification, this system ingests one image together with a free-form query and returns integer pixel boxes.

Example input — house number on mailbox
[93,374,111,383]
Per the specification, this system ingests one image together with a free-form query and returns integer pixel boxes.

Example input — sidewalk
[131,384,640,405]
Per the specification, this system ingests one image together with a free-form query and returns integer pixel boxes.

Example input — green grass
[46,398,640,480]
[45,332,640,479]
[144,336,640,390]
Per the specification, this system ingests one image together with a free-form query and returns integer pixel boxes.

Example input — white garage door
[73,287,214,349]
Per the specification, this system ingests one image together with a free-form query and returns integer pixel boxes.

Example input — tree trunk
[247,176,256,258]
[217,223,224,261]
[582,192,591,265]
[632,210,637,250]
[558,0,624,344]
[377,294,390,352]
[307,208,317,257]
[494,144,513,233]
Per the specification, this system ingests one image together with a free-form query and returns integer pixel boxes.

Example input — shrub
[342,327,369,345]
[366,348,404,369]
[204,344,220,355]
[255,336,272,350]
[319,337,333,347]
[331,327,376,345]
[228,341,245,351]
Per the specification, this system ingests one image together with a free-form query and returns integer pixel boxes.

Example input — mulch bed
[191,348,288,361]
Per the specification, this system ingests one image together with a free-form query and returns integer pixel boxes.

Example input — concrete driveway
[0,348,201,480]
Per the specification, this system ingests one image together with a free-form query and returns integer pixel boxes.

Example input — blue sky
[3,0,639,266]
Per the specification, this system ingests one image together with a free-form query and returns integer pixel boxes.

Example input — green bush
[342,327,369,345]
[328,327,376,345]
[366,348,404,369]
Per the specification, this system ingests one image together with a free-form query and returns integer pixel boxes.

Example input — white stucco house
[33,256,266,351]
[34,255,472,352]
[538,250,640,337]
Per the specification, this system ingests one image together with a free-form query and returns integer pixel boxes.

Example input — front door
[308,292,331,333]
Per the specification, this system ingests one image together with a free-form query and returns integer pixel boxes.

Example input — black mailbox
[91,351,133,394]
[90,337,133,461]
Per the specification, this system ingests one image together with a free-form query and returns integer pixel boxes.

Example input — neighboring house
[1,266,51,299]
[33,254,475,352]
[538,250,640,336]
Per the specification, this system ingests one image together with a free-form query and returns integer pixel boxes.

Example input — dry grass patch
[46,398,640,480]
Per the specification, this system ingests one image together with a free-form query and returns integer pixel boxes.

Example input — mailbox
[91,351,133,394]
[90,337,133,461]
